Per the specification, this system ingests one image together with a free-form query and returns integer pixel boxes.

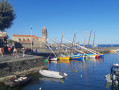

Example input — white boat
[50,57,57,61]
[39,70,67,79]
[105,64,119,85]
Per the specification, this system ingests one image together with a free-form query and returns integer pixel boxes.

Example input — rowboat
[5,76,32,87]
[39,70,67,79]
[57,56,70,60]
[85,53,96,59]
[70,53,84,60]
[50,57,57,61]
[99,53,104,58]
[109,50,116,53]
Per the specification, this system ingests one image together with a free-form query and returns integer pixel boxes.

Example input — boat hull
[70,56,83,60]
[50,57,57,61]
[57,56,70,60]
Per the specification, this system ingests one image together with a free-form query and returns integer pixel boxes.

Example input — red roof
[13,34,40,39]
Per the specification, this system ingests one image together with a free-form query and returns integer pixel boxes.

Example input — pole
[31,25,32,52]
[87,30,92,48]
[93,32,95,48]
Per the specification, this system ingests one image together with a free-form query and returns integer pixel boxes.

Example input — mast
[71,33,76,54]
[59,33,63,55]
[87,30,92,48]
[82,32,87,52]
[93,32,95,48]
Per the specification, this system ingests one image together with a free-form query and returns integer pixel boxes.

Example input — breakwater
[36,47,119,55]
[0,55,46,82]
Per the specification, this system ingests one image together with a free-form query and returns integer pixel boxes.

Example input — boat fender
[81,75,82,77]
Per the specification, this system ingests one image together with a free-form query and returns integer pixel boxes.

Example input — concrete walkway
[0,53,43,63]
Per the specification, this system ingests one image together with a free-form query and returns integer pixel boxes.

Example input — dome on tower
[42,26,47,33]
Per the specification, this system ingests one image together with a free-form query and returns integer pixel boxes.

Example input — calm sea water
[1,53,119,90]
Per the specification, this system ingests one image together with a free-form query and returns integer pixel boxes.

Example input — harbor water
[1,53,119,90]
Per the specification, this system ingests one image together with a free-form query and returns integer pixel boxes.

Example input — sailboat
[57,33,70,60]
[44,42,57,61]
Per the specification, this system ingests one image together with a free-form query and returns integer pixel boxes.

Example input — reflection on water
[39,76,63,82]
[1,53,119,90]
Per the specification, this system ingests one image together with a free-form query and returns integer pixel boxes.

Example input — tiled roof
[13,34,40,39]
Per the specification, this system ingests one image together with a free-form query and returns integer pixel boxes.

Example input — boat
[99,53,104,58]
[109,50,116,53]
[39,70,67,79]
[50,57,57,61]
[85,53,96,59]
[57,54,70,60]
[4,76,32,87]
[70,53,84,60]
[105,64,119,85]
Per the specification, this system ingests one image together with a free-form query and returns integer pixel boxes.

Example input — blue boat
[99,54,104,58]
[70,53,84,60]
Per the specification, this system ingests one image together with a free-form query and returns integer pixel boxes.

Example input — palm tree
[0,0,16,31]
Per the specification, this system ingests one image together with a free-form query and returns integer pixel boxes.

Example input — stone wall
[0,57,45,77]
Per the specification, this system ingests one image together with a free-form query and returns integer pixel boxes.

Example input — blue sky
[5,0,119,44]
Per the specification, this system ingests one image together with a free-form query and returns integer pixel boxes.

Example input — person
[13,47,17,57]
[22,48,25,57]
[8,47,11,55]
[0,47,3,56]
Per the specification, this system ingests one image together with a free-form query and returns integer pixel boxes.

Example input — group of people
[0,46,20,57]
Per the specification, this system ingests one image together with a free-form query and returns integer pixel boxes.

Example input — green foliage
[0,0,16,31]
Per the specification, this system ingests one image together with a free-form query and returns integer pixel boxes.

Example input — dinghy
[50,57,57,61]
[39,70,67,79]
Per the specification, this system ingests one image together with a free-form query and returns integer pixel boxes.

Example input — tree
[0,0,16,32]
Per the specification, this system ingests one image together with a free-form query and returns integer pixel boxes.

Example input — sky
[4,0,119,44]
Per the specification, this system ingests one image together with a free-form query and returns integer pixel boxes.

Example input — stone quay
[0,53,47,82]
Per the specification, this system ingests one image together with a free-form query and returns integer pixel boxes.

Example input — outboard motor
[59,72,65,76]
[112,74,117,85]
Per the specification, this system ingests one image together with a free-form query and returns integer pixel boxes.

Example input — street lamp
[31,25,32,52]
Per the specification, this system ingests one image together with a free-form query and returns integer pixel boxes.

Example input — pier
[0,53,46,82]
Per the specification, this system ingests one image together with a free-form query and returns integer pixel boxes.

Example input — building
[0,32,8,47]
[12,27,47,49]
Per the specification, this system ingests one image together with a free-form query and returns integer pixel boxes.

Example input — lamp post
[31,25,32,52]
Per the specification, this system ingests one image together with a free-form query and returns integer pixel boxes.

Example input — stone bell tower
[42,26,47,39]
[42,27,47,48]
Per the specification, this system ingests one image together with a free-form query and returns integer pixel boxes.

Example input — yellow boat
[109,50,116,53]
[57,56,70,60]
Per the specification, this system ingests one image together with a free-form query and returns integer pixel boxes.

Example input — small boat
[105,64,119,85]
[57,56,70,60]
[39,70,67,79]
[99,53,104,58]
[85,53,96,59]
[50,57,57,61]
[70,54,84,60]
[109,50,116,53]
[5,76,32,87]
